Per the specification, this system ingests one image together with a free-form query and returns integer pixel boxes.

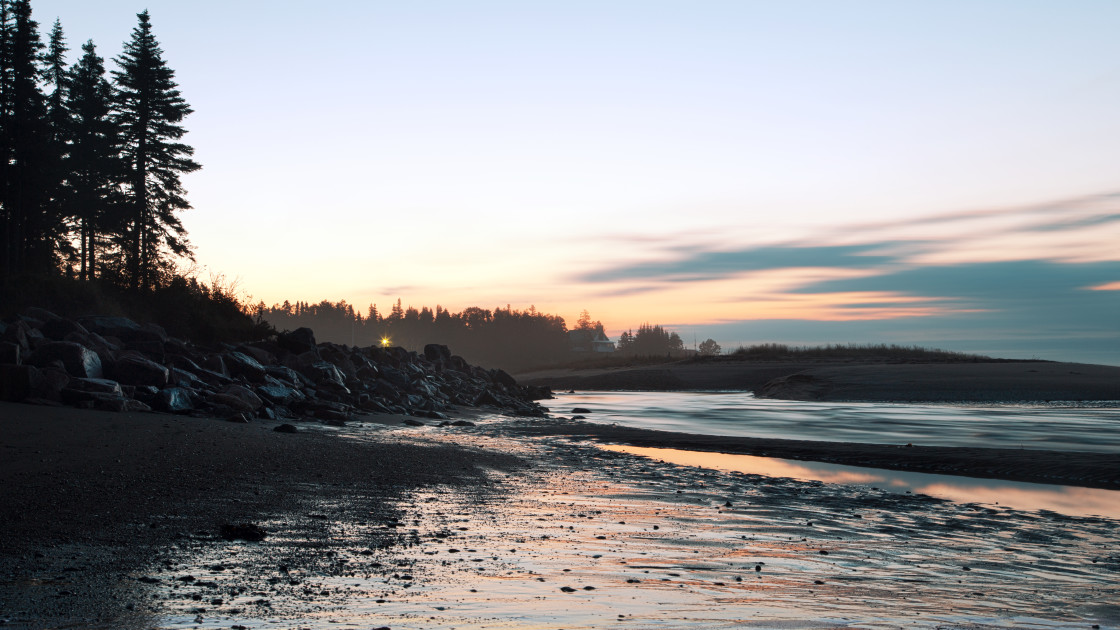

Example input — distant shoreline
[516,359,1120,403]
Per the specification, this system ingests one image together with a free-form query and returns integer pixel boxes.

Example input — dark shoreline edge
[507,419,1120,491]
[517,360,1120,402]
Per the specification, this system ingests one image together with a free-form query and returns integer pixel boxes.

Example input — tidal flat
[1,405,1118,629]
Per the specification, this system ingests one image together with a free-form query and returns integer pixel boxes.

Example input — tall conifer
[0,0,52,279]
[112,10,199,290]
[66,39,119,280]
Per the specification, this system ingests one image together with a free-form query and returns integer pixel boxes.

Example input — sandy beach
[2,400,1119,628]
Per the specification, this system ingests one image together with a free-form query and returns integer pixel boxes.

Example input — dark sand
[0,402,520,627]
[516,359,1120,402]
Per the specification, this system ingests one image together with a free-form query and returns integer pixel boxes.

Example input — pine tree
[43,19,66,137]
[66,39,120,280]
[0,0,53,280]
[41,18,72,266]
[112,10,199,290]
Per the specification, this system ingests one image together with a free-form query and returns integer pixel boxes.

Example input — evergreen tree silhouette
[66,39,121,280]
[112,10,199,290]
[41,18,71,264]
[0,0,53,280]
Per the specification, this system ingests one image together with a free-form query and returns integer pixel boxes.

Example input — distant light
[380,337,391,347]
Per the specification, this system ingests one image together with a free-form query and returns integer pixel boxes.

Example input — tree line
[1,1,198,290]
[256,300,570,371]
[257,300,723,370]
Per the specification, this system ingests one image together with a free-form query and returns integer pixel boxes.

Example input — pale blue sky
[31,1,1120,363]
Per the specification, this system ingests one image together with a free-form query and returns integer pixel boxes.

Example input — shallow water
[150,427,1120,630]
[551,391,1120,453]
[598,444,1120,519]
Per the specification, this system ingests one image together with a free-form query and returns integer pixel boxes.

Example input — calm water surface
[553,391,1120,453]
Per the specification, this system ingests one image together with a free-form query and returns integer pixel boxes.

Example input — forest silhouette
[0,1,700,367]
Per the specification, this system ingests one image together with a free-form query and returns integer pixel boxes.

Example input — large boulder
[155,387,194,413]
[40,318,89,341]
[257,382,302,405]
[236,344,275,366]
[0,365,38,401]
[168,367,205,389]
[379,365,410,389]
[424,344,451,362]
[207,392,257,414]
[490,369,517,388]
[277,327,318,356]
[0,342,20,365]
[28,341,103,378]
[221,384,263,411]
[2,320,30,352]
[225,351,267,382]
[79,316,142,340]
[303,361,346,387]
[66,377,124,396]
[113,354,170,387]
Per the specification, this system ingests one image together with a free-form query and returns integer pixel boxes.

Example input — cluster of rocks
[0,307,551,423]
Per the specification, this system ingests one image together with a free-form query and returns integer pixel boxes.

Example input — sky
[31,1,1120,364]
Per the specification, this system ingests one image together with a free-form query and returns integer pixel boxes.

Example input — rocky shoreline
[0,307,550,425]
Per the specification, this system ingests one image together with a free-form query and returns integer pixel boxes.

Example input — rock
[424,344,451,362]
[451,420,475,427]
[27,341,103,378]
[168,367,205,389]
[276,327,317,355]
[402,418,426,426]
[40,318,89,341]
[491,369,517,388]
[207,392,258,414]
[474,390,501,407]
[571,407,591,414]
[200,354,228,376]
[0,364,39,401]
[274,423,298,433]
[236,344,275,366]
[256,382,301,405]
[225,352,267,383]
[0,341,20,365]
[79,315,142,339]
[304,361,346,387]
[112,354,170,387]
[67,377,124,396]
[219,523,267,542]
[221,384,264,411]
[265,365,302,385]
[1,320,30,351]
[23,307,62,323]
[379,366,410,389]
[33,368,70,401]
[155,387,194,413]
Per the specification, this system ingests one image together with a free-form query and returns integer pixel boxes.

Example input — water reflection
[599,444,1120,519]
[557,391,1120,453]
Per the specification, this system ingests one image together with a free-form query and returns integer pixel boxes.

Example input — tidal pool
[597,444,1120,519]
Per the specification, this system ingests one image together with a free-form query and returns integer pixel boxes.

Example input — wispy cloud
[576,244,898,284]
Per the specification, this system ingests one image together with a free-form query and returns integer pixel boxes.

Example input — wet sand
[504,417,1120,491]
[1,402,1119,628]
[516,360,1120,402]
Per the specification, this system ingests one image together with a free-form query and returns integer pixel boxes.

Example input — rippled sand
[150,425,1120,630]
